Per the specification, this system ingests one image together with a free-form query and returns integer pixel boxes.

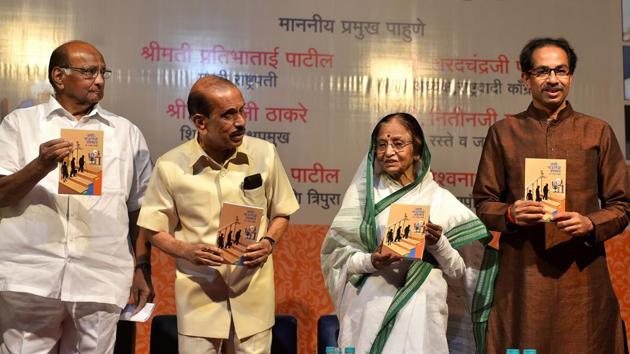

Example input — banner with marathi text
[1,0,626,224]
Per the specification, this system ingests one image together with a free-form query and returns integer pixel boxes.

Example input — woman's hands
[370,220,444,269]
[424,221,443,245]
[371,247,402,269]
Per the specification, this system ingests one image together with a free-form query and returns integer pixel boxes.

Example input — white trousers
[0,291,121,354]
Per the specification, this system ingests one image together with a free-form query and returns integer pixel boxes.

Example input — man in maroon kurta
[473,38,629,353]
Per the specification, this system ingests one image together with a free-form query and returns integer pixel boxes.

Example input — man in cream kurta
[137,76,299,354]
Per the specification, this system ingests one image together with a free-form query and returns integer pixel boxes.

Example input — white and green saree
[321,134,495,354]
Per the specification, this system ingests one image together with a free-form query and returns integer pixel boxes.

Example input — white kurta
[0,96,153,308]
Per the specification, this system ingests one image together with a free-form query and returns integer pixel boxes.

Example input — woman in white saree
[320,113,493,354]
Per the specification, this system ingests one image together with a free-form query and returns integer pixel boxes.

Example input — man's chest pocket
[242,185,267,209]
[101,154,128,194]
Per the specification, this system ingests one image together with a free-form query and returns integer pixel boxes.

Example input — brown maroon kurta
[473,102,629,354]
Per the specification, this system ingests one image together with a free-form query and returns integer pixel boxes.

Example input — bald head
[187,75,239,118]
[48,40,104,91]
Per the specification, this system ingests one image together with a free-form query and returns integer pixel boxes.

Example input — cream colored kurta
[137,136,299,339]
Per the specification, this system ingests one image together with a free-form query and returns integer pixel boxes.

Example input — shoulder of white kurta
[9,104,41,116]
[1,103,44,126]
[96,107,142,133]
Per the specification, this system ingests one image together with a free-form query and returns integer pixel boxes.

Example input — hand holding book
[379,204,429,260]
[371,247,402,269]
[39,138,72,173]
[57,129,104,195]
[509,199,546,226]
[241,239,272,268]
[424,221,443,245]
[182,242,224,266]
[215,202,264,266]
[551,211,594,237]
[523,158,566,222]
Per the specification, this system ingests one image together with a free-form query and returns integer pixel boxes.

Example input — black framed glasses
[375,139,412,153]
[528,65,571,80]
[61,66,112,80]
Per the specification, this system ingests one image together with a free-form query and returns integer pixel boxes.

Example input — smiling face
[192,84,246,163]
[522,45,573,114]
[374,117,419,185]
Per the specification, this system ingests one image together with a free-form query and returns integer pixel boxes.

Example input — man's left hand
[242,239,273,268]
[129,264,154,315]
[552,211,594,237]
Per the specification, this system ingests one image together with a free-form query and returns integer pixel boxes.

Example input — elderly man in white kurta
[0,40,153,354]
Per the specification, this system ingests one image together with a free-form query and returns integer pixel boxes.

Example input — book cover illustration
[380,204,429,260]
[216,202,264,265]
[524,158,566,222]
[58,129,104,195]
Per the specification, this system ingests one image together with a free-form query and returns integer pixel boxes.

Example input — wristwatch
[262,236,276,251]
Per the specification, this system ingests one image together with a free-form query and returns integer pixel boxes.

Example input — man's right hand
[36,139,72,173]
[0,139,74,207]
[182,243,224,266]
[510,200,545,226]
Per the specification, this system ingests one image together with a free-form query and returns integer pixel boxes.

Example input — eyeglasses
[375,139,412,153]
[528,65,571,80]
[61,66,112,80]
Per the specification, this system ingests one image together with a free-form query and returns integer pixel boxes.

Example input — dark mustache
[543,84,563,90]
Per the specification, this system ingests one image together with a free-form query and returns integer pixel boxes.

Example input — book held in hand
[58,129,104,195]
[380,204,429,260]
[119,303,155,322]
[524,158,566,222]
[216,202,264,265]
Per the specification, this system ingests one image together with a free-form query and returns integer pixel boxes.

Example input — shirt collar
[43,95,116,127]
[188,134,250,174]
[526,101,574,122]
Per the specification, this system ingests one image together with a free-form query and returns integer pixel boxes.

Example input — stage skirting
[134,225,630,354]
